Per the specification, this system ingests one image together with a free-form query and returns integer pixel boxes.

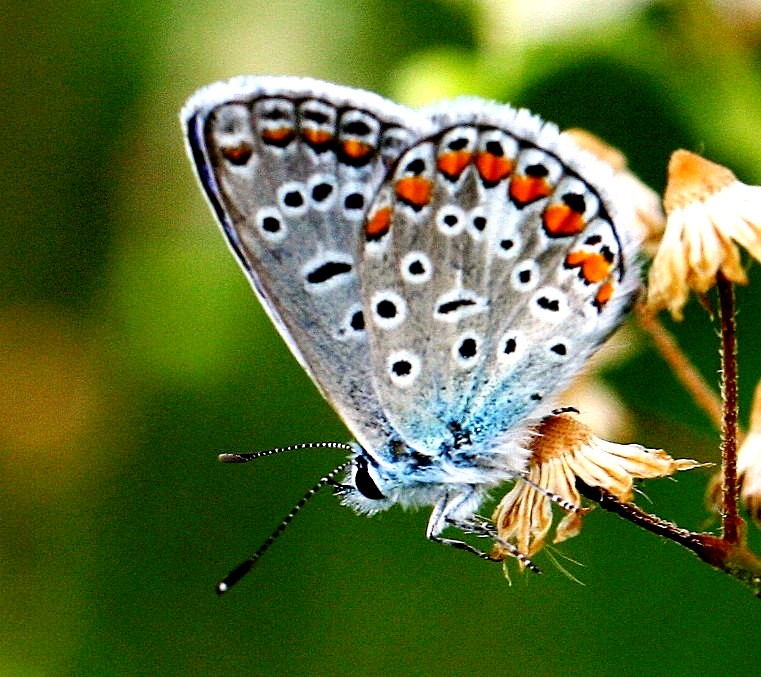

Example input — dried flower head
[564,128,665,255]
[647,150,761,319]
[492,410,703,561]
[738,381,761,527]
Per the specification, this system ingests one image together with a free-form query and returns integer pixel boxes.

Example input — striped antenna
[216,459,354,595]
[517,472,580,513]
[219,441,354,463]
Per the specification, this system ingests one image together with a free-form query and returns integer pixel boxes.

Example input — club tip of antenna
[218,453,244,463]
[215,558,255,596]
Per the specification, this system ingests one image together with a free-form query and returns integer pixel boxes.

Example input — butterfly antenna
[215,459,353,595]
[517,473,580,513]
[219,441,354,463]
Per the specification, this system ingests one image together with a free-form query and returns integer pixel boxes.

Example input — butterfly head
[340,440,492,516]
[338,448,398,515]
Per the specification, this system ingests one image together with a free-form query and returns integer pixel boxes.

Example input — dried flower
[738,381,761,526]
[647,149,761,320]
[564,128,664,255]
[492,410,703,561]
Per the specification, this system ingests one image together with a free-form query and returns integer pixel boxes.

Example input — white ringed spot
[546,337,572,362]
[301,251,354,293]
[336,303,366,340]
[401,251,433,284]
[452,331,482,369]
[497,329,526,367]
[371,290,407,330]
[529,286,570,324]
[496,232,521,260]
[277,181,308,217]
[256,206,287,244]
[433,289,488,323]
[511,259,540,292]
[387,350,421,388]
[307,174,337,211]
[435,205,466,236]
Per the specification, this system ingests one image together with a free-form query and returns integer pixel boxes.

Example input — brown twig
[637,299,746,518]
[716,272,744,545]
[578,481,761,597]
[583,277,760,596]
[637,304,725,435]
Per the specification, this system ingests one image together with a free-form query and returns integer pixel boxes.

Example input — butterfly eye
[354,456,386,500]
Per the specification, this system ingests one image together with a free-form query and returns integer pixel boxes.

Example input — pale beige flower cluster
[647,150,761,319]
[645,149,761,521]
[492,411,702,561]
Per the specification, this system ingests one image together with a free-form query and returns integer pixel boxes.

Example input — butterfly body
[182,77,640,561]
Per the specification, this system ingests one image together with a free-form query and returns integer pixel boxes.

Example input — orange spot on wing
[221,143,253,165]
[437,151,472,180]
[594,281,614,310]
[475,153,513,185]
[261,127,295,146]
[565,251,611,284]
[341,139,373,160]
[366,207,392,240]
[395,177,432,209]
[509,175,552,206]
[303,129,333,147]
[543,204,586,237]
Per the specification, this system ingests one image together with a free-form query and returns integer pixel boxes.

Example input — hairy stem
[578,481,761,597]
[716,273,743,545]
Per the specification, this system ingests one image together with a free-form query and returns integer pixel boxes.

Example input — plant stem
[577,481,761,597]
[578,279,761,596]
[637,305,725,435]
[716,272,743,545]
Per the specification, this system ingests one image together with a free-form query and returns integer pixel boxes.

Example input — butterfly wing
[358,100,640,457]
[182,77,433,450]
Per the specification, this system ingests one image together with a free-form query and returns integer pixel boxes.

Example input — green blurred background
[3,0,761,674]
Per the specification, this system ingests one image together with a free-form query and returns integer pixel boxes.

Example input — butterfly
[181,76,640,593]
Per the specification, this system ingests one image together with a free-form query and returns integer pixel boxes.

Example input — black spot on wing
[305,261,353,284]
[437,298,476,315]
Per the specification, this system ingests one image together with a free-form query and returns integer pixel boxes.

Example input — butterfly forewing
[359,101,640,456]
[182,77,432,450]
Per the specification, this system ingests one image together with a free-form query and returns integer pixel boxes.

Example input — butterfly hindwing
[182,77,432,450]
[358,100,640,456]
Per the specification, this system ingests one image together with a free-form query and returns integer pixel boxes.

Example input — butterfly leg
[428,531,503,561]
[425,493,504,563]
[426,494,541,571]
